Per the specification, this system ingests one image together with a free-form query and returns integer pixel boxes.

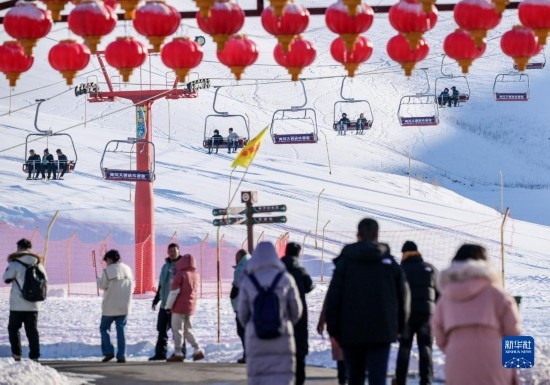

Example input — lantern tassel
[342,0,360,16]
[148,36,166,53]
[535,29,549,46]
[60,70,77,86]
[5,72,21,88]
[457,59,473,74]
[340,33,359,52]
[230,66,245,81]
[213,35,229,52]
[469,29,488,49]
[174,68,190,83]
[287,67,303,82]
[18,39,37,57]
[513,57,530,72]
[400,61,416,77]
[195,0,215,18]
[419,0,436,14]
[118,68,134,82]
[344,63,360,77]
[404,32,423,51]
[277,35,295,53]
[492,0,509,14]
[119,0,140,20]
[45,1,66,22]
[84,36,101,54]
[269,0,288,17]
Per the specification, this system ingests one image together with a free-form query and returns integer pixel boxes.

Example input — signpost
[212,191,287,253]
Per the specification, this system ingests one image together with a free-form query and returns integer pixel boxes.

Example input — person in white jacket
[97,249,134,363]
[3,238,47,361]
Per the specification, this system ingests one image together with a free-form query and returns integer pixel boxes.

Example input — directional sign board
[212,207,246,216]
[251,216,287,224]
[213,217,246,226]
[251,205,287,214]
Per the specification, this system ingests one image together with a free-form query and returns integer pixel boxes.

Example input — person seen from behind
[238,241,302,385]
[431,244,521,385]
[326,218,410,385]
[394,241,439,385]
[3,238,47,361]
[97,249,135,363]
[230,249,250,363]
[165,253,205,362]
[149,243,186,361]
[281,242,314,385]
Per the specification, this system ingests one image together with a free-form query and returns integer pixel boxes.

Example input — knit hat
[401,241,418,253]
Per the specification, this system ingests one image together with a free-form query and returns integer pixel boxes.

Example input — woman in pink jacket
[431,244,521,385]
[165,253,205,362]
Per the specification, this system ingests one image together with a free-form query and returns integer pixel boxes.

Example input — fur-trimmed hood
[438,259,500,302]
[8,250,44,265]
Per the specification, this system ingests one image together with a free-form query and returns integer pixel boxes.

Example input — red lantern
[48,39,90,85]
[133,0,181,52]
[261,2,310,52]
[454,0,501,47]
[197,1,245,51]
[325,0,374,51]
[40,0,69,21]
[105,36,148,82]
[444,29,486,73]
[501,25,542,71]
[68,0,117,54]
[4,1,52,56]
[0,41,34,87]
[274,36,316,81]
[519,0,550,46]
[161,37,203,82]
[269,0,289,17]
[389,0,437,50]
[217,35,258,80]
[330,35,373,77]
[387,34,429,76]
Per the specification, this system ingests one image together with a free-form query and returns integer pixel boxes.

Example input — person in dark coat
[41,148,56,180]
[208,129,224,154]
[437,88,449,107]
[55,149,68,179]
[337,113,351,135]
[326,218,410,385]
[394,241,439,385]
[281,242,314,385]
[449,86,459,107]
[26,149,41,180]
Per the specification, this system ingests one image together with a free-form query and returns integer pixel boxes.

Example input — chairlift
[513,47,546,70]
[493,72,530,101]
[332,76,374,133]
[22,99,77,178]
[270,80,318,144]
[100,138,155,182]
[202,86,250,152]
[397,95,440,126]
[434,55,471,106]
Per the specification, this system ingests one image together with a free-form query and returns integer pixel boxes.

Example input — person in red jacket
[164,253,205,362]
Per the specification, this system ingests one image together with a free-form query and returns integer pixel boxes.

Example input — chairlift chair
[397,94,440,126]
[493,72,530,101]
[100,138,155,182]
[269,80,319,144]
[513,48,546,70]
[333,76,374,133]
[434,55,471,106]
[202,87,250,151]
[22,99,77,177]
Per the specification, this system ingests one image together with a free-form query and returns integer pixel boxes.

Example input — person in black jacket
[26,149,41,180]
[55,149,68,179]
[281,242,314,385]
[326,218,410,385]
[41,148,56,180]
[394,241,439,385]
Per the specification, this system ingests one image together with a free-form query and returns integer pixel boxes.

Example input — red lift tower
[88,52,206,293]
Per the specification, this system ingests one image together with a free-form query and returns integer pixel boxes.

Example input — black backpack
[14,260,47,302]
[248,271,284,339]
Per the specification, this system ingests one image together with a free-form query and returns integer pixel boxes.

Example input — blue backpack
[248,271,284,339]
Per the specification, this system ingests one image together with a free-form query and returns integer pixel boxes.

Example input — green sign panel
[251,216,287,224]
[212,217,246,226]
[252,205,287,214]
[212,207,246,216]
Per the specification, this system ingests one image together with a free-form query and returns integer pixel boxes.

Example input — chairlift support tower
[87,51,202,293]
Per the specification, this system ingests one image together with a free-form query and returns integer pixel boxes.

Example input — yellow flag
[231,126,269,169]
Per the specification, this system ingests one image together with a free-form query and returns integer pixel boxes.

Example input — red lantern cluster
[105,36,148,82]
[261,2,310,52]
[454,0,501,48]
[389,0,437,50]
[4,1,52,56]
[217,35,259,80]
[330,35,373,77]
[274,35,316,81]
[0,41,34,87]
[68,0,117,54]
[197,1,245,51]
[326,0,374,51]
[48,39,90,85]
[387,34,429,76]
[161,37,204,82]
[444,29,486,73]
[519,0,550,46]
[133,0,181,52]
[501,25,542,71]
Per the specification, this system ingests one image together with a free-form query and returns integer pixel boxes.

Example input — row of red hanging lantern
[2,0,550,86]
